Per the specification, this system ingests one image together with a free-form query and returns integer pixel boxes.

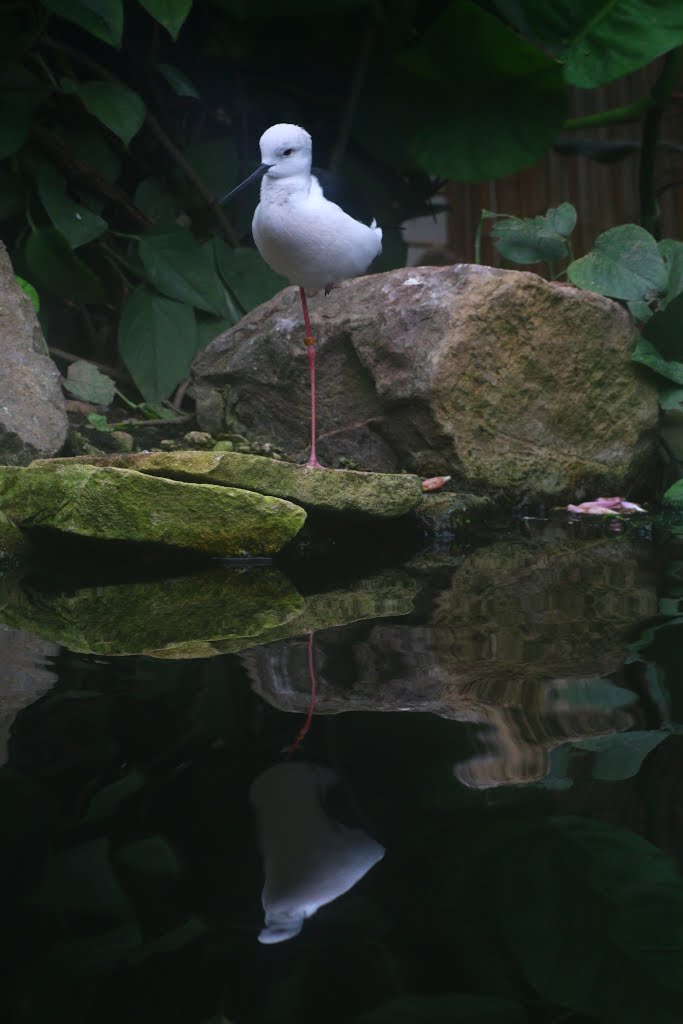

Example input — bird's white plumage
[252,123,382,292]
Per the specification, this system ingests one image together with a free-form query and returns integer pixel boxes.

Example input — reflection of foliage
[1,1,683,405]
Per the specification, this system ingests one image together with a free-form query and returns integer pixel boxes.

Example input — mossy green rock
[0,462,306,556]
[37,451,423,518]
[0,567,305,656]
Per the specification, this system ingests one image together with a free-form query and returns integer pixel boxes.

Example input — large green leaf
[213,240,287,311]
[180,136,237,201]
[491,204,576,265]
[633,290,683,381]
[135,177,179,224]
[67,80,146,146]
[137,0,192,39]
[567,224,668,301]
[31,158,108,248]
[24,228,106,304]
[0,167,24,221]
[118,285,197,402]
[663,479,683,507]
[138,230,227,315]
[389,1,566,182]
[498,816,683,1023]
[574,729,670,780]
[632,338,683,384]
[658,239,683,307]
[354,995,529,1023]
[157,63,200,97]
[494,0,683,87]
[43,0,124,47]
[53,123,122,181]
[0,65,50,160]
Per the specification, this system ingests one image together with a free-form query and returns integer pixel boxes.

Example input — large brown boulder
[192,264,658,500]
[0,243,68,465]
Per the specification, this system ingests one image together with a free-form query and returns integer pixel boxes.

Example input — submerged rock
[0,242,68,465]
[0,462,306,557]
[35,450,424,519]
[192,265,658,500]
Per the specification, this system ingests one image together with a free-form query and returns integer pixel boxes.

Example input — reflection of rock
[0,623,58,764]
[250,762,384,944]
[246,532,657,787]
[0,568,305,656]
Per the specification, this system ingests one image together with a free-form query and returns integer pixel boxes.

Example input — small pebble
[183,430,214,449]
[160,439,180,450]
[110,431,135,453]
[213,440,234,452]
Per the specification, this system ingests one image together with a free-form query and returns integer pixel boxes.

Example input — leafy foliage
[1,0,682,408]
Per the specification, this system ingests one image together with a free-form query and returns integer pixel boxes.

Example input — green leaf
[632,338,683,384]
[491,204,576,265]
[494,0,683,87]
[157,62,199,97]
[24,228,106,304]
[43,0,124,47]
[134,177,179,224]
[498,816,683,1023]
[660,388,683,415]
[180,136,237,200]
[354,995,529,1023]
[0,167,24,220]
[30,157,108,248]
[15,276,39,312]
[559,677,637,710]
[64,360,117,405]
[118,285,197,402]
[391,1,566,182]
[567,224,668,301]
[87,412,114,431]
[195,314,237,351]
[85,771,146,821]
[137,0,192,39]
[574,730,669,780]
[663,478,683,508]
[0,65,50,160]
[658,239,683,307]
[30,837,132,919]
[116,836,180,876]
[71,80,146,146]
[54,123,122,181]
[138,230,227,315]
[213,240,287,311]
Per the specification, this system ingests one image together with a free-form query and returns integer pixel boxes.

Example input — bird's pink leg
[299,287,322,468]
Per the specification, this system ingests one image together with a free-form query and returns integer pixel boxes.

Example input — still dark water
[1,516,683,1024]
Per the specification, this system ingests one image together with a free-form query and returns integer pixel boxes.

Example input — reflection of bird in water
[249,761,385,944]
[221,123,383,468]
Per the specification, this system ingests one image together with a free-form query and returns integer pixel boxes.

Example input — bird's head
[259,123,312,179]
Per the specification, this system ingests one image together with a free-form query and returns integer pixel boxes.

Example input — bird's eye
[283,148,293,157]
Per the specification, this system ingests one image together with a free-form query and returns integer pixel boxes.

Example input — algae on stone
[0,567,305,656]
[0,511,30,562]
[35,451,424,519]
[0,462,306,556]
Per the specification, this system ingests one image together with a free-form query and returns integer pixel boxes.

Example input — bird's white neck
[260,173,312,204]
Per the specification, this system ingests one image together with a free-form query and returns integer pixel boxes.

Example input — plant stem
[639,47,683,238]
[564,96,652,130]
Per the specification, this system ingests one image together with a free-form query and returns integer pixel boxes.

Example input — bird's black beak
[219,163,273,203]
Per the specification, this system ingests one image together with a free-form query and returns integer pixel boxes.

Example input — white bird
[220,123,383,468]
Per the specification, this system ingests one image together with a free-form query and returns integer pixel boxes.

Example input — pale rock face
[249,761,384,944]
[193,264,658,500]
[0,242,68,465]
